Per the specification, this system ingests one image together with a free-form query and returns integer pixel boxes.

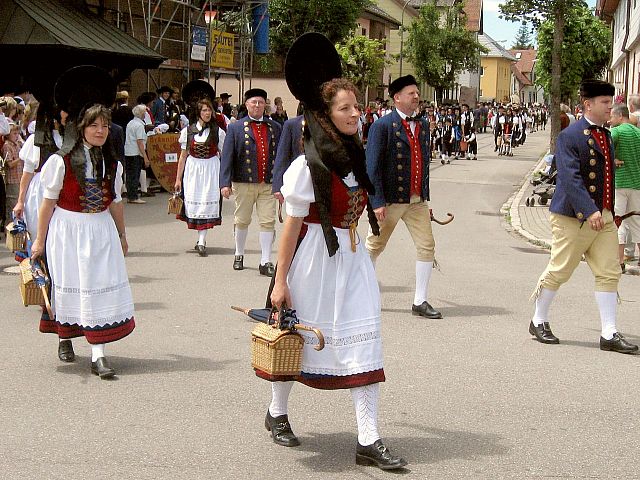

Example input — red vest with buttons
[57,155,114,213]
[591,130,614,211]
[401,119,423,197]
[251,122,268,182]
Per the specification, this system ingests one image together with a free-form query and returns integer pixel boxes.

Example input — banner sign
[210,29,235,69]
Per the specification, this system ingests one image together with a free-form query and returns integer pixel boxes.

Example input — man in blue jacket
[271,114,304,203]
[220,88,282,276]
[530,79,637,354]
[365,75,441,319]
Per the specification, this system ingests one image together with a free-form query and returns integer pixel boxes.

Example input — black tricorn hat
[54,65,116,117]
[220,92,232,99]
[388,75,418,98]
[244,88,268,102]
[157,85,174,94]
[285,32,342,111]
[580,79,615,99]
[182,80,215,105]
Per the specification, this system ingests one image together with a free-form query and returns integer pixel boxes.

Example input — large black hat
[157,85,174,95]
[54,65,116,117]
[388,75,418,97]
[244,88,268,102]
[580,79,615,99]
[285,32,342,111]
[182,80,215,105]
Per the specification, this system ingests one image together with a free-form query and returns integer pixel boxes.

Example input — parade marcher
[440,117,454,164]
[174,80,226,257]
[2,121,24,219]
[151,86,172,126]
[464,127,478,160]
[271,114,304,204]
[529,80,638,354]
[492,105,506,151]
[264,32,407,471]
[609,103,640,270]
[460,103,473,137]
[365,74,442,319]
[220,88,282,276]
[31,66,136,377]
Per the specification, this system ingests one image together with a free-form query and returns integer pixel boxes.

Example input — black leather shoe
[356,440,408,470]
[600,333,639,354]
[196,244,207,257]
[259,262,275,277]
[91,357,116,379]
[233,255,244,270]
[529,321,560,344]
[58,340,75,362]
[412,301,442,319]
[264,410,300,447]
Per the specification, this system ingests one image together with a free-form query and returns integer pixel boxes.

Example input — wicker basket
[19,259,45,307]
[167,194,183,215]
[5,223,26,252]
[251,323,304,376]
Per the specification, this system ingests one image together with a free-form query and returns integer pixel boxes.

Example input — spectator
[2,121,24,219]
[124,105,150,204]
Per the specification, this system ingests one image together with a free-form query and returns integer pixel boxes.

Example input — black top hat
[182,80,215,105]
[388,75,418,97]
[220,92,232,99]
[244,88,268,102]
[580,79,615,99]
[285,32,342,111]
[157,85,174,95]
[54,65,116,117]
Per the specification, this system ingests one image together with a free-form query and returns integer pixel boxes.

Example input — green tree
[404,0,487,104]
[535,6,611,105]
[512,22,534,49]
[336,35,389,101]
[500,0,588,152]
[269,0,371,57]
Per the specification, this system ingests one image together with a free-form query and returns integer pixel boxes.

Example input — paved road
[1,128,639,479]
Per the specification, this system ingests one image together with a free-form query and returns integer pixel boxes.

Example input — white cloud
[483,0,503,13]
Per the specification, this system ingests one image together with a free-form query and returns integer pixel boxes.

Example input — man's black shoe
[529,321,560,344]
[356,440,408,470]
[233,255,244,270]
[58,340,75,362]
[265,410,300,447]
[91,357,115,379]
[259,262,275,277]
[600,333,639,354]
[411,301,442,319]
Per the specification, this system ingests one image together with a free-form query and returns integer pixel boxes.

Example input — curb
[501,153,551,249]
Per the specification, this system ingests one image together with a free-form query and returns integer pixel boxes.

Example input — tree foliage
[268,0,371,57]
[512,22,534,49]
[535,6,611,103]
[336,35,389,99]
[404,0,487,103]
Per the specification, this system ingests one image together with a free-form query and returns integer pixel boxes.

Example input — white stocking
[532,288,557,326]
[91,344,105,362]
[269,381,293,417]
[595,291,618,340]
[351,384,381,446]
[197,230,207,246]
[235,228,248,256]
[259,231,274,265]
[414,261,433,305]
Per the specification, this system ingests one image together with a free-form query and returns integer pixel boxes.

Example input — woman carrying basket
[263,33,407,471]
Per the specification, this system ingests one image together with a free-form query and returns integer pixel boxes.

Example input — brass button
[392,122,397,128]
[583,129,590,135]
[396,142,402,147]
[397,154,403,159]
[589,172,596,179]
[247,168,252,173]
[590,159,596,166]
[246,159,251,164]
[590,149,595,155]
[576,212,584,219]
[398,177,403,181]
[398,198,404,202]
[245,134,249,139]
[248,177,253,182]
[588,139,595,146]
[244,127,249,132]
[397,165,403,170]
[398,186,404,192]
[589,185,596,193]
[245,140,250,145]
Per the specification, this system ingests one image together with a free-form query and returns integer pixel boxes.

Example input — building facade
[479,32,516,103]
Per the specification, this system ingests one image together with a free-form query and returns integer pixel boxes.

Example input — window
[480,66,484,76]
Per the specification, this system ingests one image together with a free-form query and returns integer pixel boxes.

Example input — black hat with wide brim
[54,65,116,117]
[182,80,215,105]
[285,32,342,111]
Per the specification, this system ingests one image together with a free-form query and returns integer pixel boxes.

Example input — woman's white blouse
[19,130,63,174]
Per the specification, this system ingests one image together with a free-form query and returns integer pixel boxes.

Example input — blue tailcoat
[220,118,282,187]
[365,110,431,209]
[271,115,304,194]
[550,116,615,221]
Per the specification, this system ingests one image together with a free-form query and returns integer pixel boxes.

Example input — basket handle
[295,324,325,351]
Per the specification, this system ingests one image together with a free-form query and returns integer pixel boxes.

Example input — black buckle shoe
[529,321,560,344]
[356,439,408,470]
[91,357,116,379]
[264,410,300,447]
[600,333,639,354]
[58,340,75,362]
[233,255,244,270]
[259,262,275,277]
[411,301,442,319]
[196,244,207,257]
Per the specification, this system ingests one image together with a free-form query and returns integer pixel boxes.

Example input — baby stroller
[499,132,513,156]
[526,156,557,206]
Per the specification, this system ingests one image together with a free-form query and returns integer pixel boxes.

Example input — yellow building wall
[480,57,513,103]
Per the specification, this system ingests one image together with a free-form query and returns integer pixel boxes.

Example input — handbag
[167,192,183,215]
[459,139,468,152]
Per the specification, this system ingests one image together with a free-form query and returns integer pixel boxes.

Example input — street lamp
[399,0,411,77]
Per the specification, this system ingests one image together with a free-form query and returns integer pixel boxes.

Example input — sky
[482,0,598,49]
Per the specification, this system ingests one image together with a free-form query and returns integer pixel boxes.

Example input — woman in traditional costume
[263,33,407,471]
[31,66,135,379]
[174,80,226,257]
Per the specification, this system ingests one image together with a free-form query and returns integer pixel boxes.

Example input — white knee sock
[414,261,433,305]
[269,381,293,417]
[197,230,207,246]
[351,384,381,446]
[235,228,248,256]
[259,231,274,265]
[91,344,105,362]
[595,291,618,340]
[532,288,557,326]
